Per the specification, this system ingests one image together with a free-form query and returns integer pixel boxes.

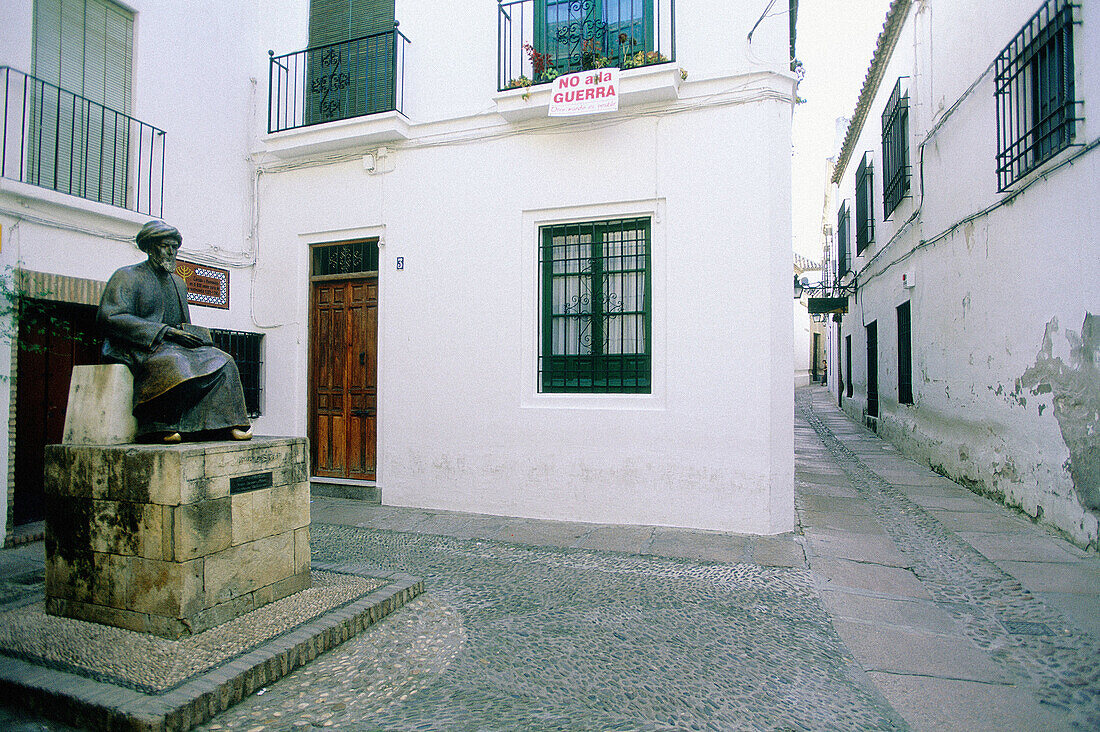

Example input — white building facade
[824,0,1099,547]
[1,0,798,542]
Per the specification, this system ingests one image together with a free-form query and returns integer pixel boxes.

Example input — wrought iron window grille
[539,217,651,393]
[498,0,676,92]
[881,78,910,218]
[995,0,1081,192]
[311,239,380,279]
[0,66,165,217]
[210,329,264,417]
[855,152,874,254]
[268,24,410,134]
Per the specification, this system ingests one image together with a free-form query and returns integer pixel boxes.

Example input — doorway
[14,299,102,526]
[308,240,379,481]
[866,320,879,419]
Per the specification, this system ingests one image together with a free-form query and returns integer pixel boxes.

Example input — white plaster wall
[833,0,1100,546]
[255,87,795,532]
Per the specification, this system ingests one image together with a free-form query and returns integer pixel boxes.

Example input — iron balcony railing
[268,25,410,134]
[498,0,675,91]
[0,67,165,217]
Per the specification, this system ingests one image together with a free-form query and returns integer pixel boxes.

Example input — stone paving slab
[832,620,1018,684]
[818,590,962,636]
[958,532,1091,562]
[812,556,933,600]
[0,562,422,731]
[993,559,1100,594]
[802,529,913,567]
[926,510,1036,534]
[865,672,1073,732]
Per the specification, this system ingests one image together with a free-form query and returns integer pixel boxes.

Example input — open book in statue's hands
[179,323,214,346]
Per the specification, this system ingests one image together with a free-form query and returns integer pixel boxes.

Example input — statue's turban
[135,220,182,252]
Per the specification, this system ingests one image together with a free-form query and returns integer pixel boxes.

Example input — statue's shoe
[230,427,253,441]
[163,432,182,444]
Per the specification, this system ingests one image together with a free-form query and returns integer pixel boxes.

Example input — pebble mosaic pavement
[192,525,904,732]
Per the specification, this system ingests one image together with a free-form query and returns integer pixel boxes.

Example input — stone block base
[44,437,311,639]
[62,364,138,445]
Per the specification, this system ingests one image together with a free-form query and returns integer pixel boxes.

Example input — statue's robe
[97,260,249,436]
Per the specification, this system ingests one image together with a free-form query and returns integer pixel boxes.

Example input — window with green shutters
[30,0,133,207]
[306,0,396,125]
[539,218,651,393]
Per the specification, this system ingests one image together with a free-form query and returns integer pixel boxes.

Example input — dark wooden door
[310,277,377,480]
[866,320,879,418]
[15,300,102,525]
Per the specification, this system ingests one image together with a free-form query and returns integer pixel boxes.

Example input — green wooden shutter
[306,0,395,124]
[30,0,132,206]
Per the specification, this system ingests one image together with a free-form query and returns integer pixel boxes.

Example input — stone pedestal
[43,438,311,639]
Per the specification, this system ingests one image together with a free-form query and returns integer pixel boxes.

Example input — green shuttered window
[30,0,133,206]
[540,218,652,393]
[306,0,396,123]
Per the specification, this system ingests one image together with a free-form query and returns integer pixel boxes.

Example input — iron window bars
[995,0,1081,192]
[0,66,165,217]
[268,25,410,134]
[210,329,264,417]
[539,217,651,393]
[498,0,675,91]
[836,200,851,279]
[311,239,380,278]
[881,78,910,218]
[855,152,874,254]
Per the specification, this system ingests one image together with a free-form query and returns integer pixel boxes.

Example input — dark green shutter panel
[306,0,396,123]
[309,0,394,47]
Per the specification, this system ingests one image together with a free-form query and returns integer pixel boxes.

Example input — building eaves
[830,0,913,184]
[794,252,821,273]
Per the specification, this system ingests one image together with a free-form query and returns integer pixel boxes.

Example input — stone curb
[0,562,423,731]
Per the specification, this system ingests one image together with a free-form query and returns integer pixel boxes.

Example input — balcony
[497,0,676,91]
[267,25,410,135]
[0,67,165,218]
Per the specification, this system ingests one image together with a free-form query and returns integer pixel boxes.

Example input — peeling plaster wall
[830,0,1100,548]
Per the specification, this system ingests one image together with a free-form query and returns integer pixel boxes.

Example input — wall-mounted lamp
[793,275,808,299]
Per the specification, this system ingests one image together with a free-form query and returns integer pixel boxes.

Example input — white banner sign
[548,68,620,117]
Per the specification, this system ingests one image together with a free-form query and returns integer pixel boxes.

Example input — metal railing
[1,67,165,217]
[268,25,410,134]
[498,0,675,91]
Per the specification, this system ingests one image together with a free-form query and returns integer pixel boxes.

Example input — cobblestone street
[1,386,1097,730]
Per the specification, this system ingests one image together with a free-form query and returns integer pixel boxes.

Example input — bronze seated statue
[97,220,252,443]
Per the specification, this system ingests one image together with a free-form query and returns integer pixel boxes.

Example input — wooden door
[310,277,377,480]
[15,300,102,525]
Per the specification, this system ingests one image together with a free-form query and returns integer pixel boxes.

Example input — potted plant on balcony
[581,39,609,70]
[524,43,559,83]
[620,50,669,69]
